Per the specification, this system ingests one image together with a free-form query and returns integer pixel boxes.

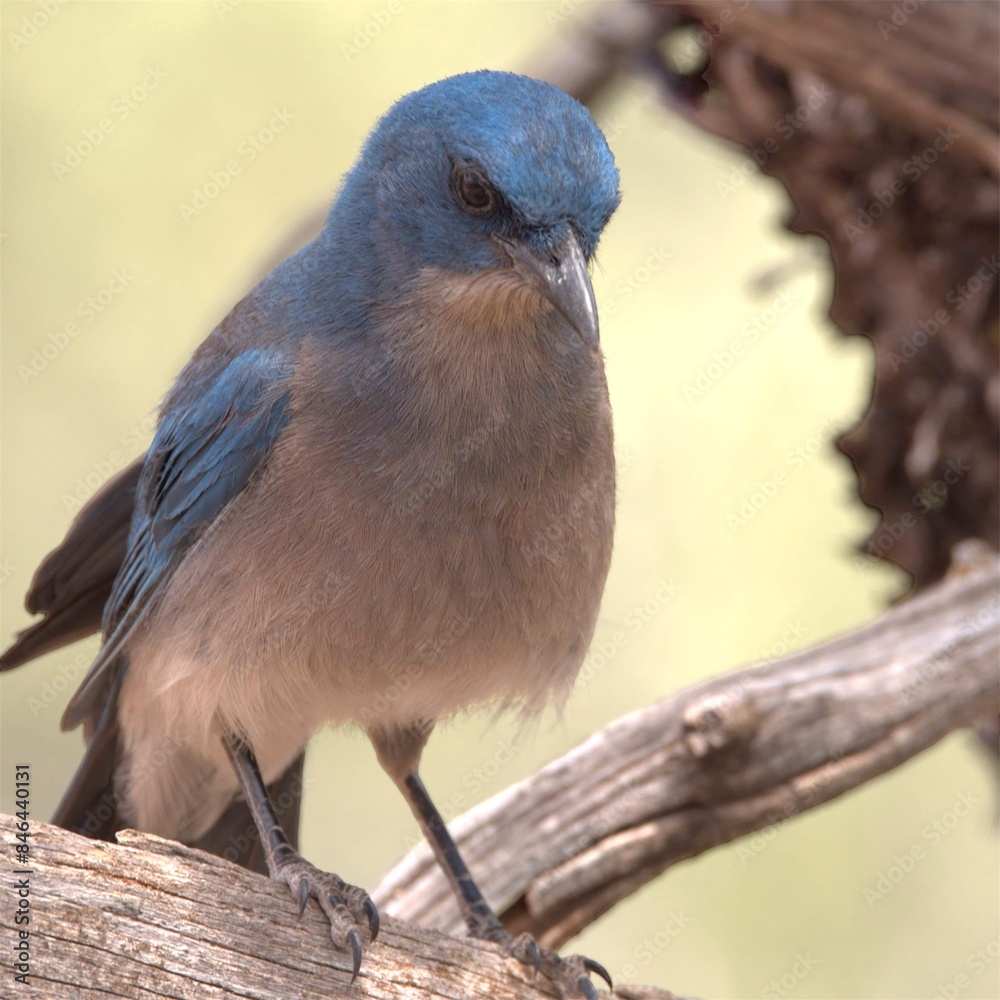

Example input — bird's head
[332,70,621,346]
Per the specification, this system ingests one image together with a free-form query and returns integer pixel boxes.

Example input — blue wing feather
[63,347,293,730]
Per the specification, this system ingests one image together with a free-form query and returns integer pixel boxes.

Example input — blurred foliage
[1,3,995,999]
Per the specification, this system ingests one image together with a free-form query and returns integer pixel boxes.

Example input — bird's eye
[453,166,495,214]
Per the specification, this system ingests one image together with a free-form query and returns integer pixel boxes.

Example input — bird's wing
[61,346,295,732]
[0,459,142,671]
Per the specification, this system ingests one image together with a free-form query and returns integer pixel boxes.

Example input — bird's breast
[133,298,615,758]
[287,316,616,725]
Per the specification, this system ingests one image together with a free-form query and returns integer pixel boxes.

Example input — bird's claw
[364,896,381,941]
[512,933,541,974]
[272,854,379,982]
[584,956,614,990]
[507,932,613,997]
[347,928,363,982]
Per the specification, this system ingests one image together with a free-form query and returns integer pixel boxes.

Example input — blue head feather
[374,71,619,252]
[330,71,618,274]
[276,71,620,337]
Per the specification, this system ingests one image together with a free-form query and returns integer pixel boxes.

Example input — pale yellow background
[2,2,996,998]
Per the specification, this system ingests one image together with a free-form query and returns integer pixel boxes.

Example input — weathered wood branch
[375,545,999,944]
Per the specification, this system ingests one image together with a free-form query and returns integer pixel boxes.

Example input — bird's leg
[370,724,612,999]
[223,734,379,981]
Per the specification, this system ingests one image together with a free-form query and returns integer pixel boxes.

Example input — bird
[3,70,621,998]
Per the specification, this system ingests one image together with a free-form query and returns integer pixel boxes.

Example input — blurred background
[1,3,996,998]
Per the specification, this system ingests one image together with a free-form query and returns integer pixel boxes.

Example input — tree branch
[375,545,999,946]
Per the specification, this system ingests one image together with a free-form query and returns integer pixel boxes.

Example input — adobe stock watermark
[575,578,682,689]
[520,467,616,567]
[737,740,849,865]
[761,953,820,1000]
[735,795,806,865]
[25,649,94,717]
[179,108,294,223]
[727,417,838,531]
[396,733,529,848]
[539,780,646,878]
[340,1,401,62]
[935,935,999,1000]
[885,255,999,372]
[214,0,243,19]
[396,732,530,856]
[8,0,70,52]
[545,0,586,28]
[17,267,135,384]
[52,67,166,180]
[72,731,188,839]
[844,126,959,243]
[247,568,349,664]
[219,767,316,865]
[603,245,672,316]
[898,592,998,706]
[618,910,693,981]
[749,618,809,667]
[517,448,638,570]
[595,95,660,148]
[947,254,1000,310]
[862,790,978,907]
[356,603,486,733]
[681,287,799,401]
[397,411,507,515]
[61,413,156,515]
[877,0,929,40]
[855,455,970,570]
[717,84,833,201]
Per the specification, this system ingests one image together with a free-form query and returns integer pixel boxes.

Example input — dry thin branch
[375,545,999,945]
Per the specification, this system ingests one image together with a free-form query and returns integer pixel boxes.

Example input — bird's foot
[506,931,613,999]
[272,852,380,982]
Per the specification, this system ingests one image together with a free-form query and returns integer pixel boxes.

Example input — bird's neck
[385,267,600,427]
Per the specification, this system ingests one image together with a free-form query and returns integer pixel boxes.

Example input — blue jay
[4,70,620,997]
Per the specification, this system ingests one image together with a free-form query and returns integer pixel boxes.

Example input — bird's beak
[499,232,600,346]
